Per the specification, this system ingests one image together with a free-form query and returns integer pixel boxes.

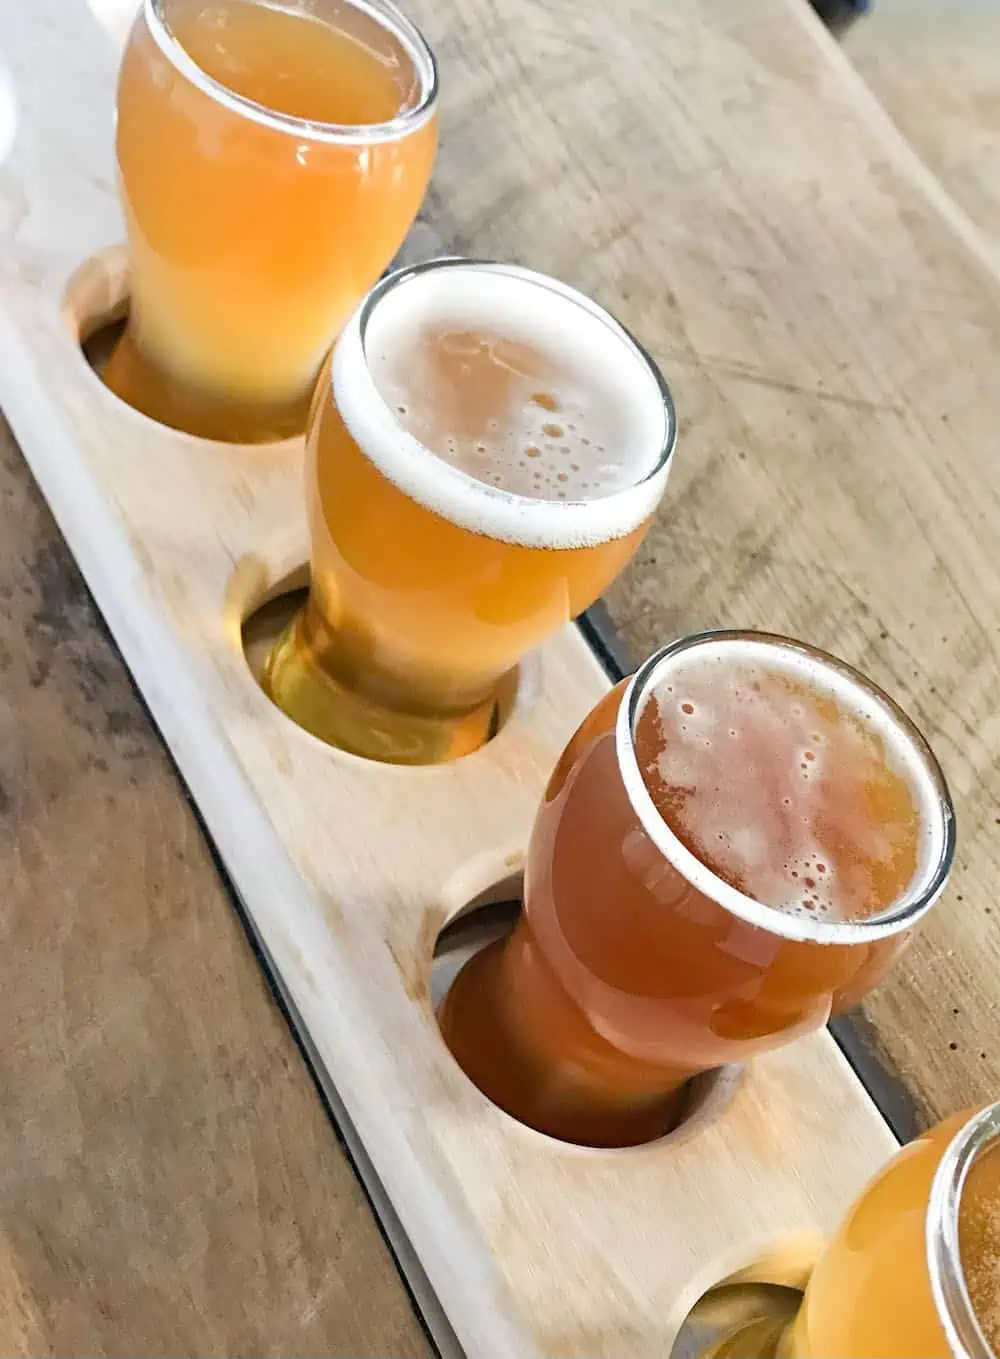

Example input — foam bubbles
[369,301,654,504]
[634,639,941,928]
[332,262,674,549]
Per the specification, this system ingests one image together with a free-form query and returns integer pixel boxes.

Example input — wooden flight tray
[0,3,899,1355]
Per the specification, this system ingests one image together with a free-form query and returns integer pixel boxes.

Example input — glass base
[439,936,687,1147]
[671,1282,803,1359]
[98,324,310,444]
[262,608,498,765]
[699,1312,793,1359]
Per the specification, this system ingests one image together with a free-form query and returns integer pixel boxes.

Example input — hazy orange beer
[715,1103,1000,1358]
[439,630,955,1147]
[263,258,677,763]
[105,0,438,441]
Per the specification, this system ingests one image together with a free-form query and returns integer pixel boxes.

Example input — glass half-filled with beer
[104,0,438,441]
[263,258,677,762]
[439,629,955,1147]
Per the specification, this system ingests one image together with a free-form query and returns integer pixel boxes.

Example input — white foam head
[331,260,675,549]
[616,631,955,946]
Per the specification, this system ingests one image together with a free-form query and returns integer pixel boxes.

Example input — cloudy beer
[707,1104,1000,1358]
[439,631,954,1147]
[782,1104,1000,1358]
[264,259,676,762]
[105,0,437,441]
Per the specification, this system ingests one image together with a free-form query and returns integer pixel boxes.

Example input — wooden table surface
[846,0,1000,263]
[3,0,1000,1351]
[0,409,429,1352]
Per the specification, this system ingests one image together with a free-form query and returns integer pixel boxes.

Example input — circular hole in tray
[64,249,130,361]
[63,248,302,446]
[667,1234,822,1359]
[668,1278,805,1359]
[241,571,310,689]
[432,885,743,1151]
[239,569,523,764]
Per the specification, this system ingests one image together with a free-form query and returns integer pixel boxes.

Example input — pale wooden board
[0,3,902,1356]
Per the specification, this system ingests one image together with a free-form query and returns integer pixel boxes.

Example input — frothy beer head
[958,1136,1000,1356]
[622,633,953,942]
[332,260,675,548]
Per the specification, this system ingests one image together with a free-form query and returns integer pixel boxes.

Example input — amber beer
[724,1102,1000,1359]
[439,631,954,1147]
[104,0,438,441]
[263,259,677,763]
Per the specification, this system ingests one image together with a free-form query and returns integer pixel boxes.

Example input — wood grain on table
[0,412,429,1355]
[401,0,1000,1129]
[846,0,1000,261]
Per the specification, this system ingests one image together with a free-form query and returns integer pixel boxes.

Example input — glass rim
[927,1102,1000,1359]
[144,0,438,146]
[615,628,956,946]
[338,256,677,541]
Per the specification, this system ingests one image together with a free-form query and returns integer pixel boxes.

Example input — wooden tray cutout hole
[432,873,744,1151]
[65,246,129,368]
[64,247,296,446]
[668,1233,821,1359]
[241,570,310,687]
[240,571,524,758]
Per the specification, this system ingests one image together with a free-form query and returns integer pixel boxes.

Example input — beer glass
[708,1102,1000,1358]
[789,1101,1000,1358]
[439,630,955,1147]
[103,0,438,442]
[263,258,677,763]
